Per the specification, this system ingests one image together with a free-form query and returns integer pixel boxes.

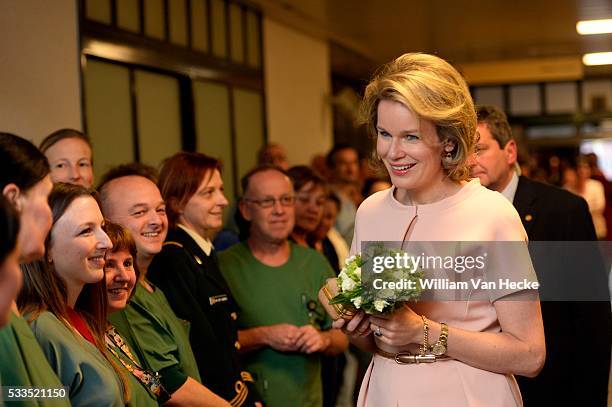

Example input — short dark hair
[103,221,140,284]
[39,129,92,154]
[158,152,221,228]
[97,162,159,191]
[0,132,50,192]
[287,165,326,193]
[326,143,358,169]
[0,194,20,265]
[476,105,513,148]
[240,164,290,196]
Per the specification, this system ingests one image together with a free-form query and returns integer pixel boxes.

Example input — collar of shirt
[501,171,519,203]
[178,224,213,256]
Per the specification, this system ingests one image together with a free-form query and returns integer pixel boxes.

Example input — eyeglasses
[244,195,295,208]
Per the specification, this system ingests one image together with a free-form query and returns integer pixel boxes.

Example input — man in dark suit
[469,105,611,406]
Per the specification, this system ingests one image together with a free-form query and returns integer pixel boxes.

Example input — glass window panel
[192,81,235,199]
[134,70,182,167]
[117,0,140,32]
[473,86,504,110]
[83,59,134,179]
[509,84,541,116]
[211,0,227,58]
[169,0,188,46]
[229,4,244,63]
[85,0,111,24]
[582,79,612,113]
[233,88,264,182]
[144,0,165,40]
[545,82,577,114]
[191,0,209,52]
[246,10,260,68]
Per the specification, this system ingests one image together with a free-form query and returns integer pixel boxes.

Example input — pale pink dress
[352,179,536,407]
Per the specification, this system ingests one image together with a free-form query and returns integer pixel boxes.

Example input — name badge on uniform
[209,294,229,305]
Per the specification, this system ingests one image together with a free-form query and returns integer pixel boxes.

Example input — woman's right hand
[333,310,372,337]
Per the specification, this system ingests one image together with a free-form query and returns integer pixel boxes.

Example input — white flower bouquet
[321,245,423,318]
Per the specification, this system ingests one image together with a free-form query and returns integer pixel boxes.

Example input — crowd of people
[0,52,609,407]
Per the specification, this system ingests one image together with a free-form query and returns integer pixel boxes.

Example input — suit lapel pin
[194,255,202,265]
[524,214,533,222]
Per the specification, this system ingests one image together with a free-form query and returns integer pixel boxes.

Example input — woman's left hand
[369,303,422,347]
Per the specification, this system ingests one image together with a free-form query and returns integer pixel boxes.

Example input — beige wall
[0,0,81,144]
[263,18,333,166]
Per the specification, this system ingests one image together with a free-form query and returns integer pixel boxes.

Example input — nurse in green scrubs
[0,132,69,407]
[103,221,167,406]
[19,184,125,406]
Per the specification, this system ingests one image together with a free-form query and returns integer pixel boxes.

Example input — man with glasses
[219,165,348,407]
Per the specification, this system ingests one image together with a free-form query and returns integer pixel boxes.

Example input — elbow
[518,345,546,378]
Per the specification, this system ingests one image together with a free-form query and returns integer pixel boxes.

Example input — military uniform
[148,227,260,406]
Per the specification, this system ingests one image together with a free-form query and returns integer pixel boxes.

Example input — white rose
[353,267,362,279]
[341,277,357,292]
[338,270,349,283]
[374,299,388,312]
[345,255,355,266]
[351,296,362,308]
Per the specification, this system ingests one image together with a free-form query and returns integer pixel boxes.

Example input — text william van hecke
[372,278,539,290]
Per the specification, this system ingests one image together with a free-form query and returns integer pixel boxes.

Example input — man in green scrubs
[98,164,230,407]
[219,166,348,407]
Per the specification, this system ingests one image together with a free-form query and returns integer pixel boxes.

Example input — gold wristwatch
[431,322,448,356]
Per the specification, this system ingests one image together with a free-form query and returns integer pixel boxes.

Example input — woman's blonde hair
[360,53,477,182]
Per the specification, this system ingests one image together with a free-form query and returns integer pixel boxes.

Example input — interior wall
[263,18,333,166]
[0,0,81,145]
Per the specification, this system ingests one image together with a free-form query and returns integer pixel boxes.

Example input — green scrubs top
[108,280,201,394]
[219,242,334,407]
[0,312,70,406]
[29,312,124,407]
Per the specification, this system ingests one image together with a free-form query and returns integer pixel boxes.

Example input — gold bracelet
[419,315,429,356]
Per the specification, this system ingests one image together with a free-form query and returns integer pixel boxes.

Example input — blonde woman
[325,53,545,406]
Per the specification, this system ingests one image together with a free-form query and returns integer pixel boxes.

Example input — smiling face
[45,138,94,188]
[179,169,228,237]
[101,176,168,265]
[376,99,453,204]
[104,248,136,314]
[240,169,295,243]
[294,181,326,233]
[48,196,111,299]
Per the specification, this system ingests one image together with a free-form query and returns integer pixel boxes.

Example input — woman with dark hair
[40,128,94,188]
[103,221,169,406]
[18,183,126,406]
[149,151,260,406]
[287,165,328,248]
[0,132,69,406]
[0,195,21,328]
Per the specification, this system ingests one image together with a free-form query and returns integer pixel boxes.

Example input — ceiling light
[576,19,612,35]
[582,52,612,66]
